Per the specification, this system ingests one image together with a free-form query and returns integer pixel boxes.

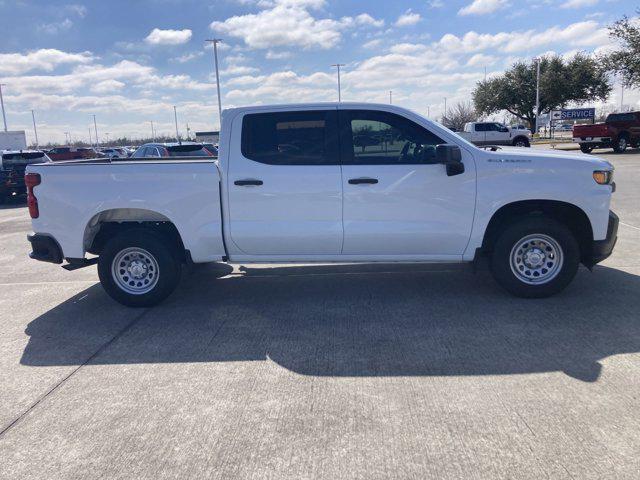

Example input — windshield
[166,145,213,157]
[606,113,635,123]
[1,152,50,166]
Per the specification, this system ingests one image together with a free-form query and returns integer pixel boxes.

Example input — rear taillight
[25,173,41,219]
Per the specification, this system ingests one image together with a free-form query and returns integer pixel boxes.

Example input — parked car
[26,103,617,307]
[0,150,50,203]
[131,142,215,159]
[47,147,105,161]
[557,124,573,132]
[573,111,640,154]
[459,122,532,147]
[100,147,129,159]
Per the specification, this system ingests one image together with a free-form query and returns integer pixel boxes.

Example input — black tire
[490,217,580,298]
[613,135,628,153]
[580,145,593,154]
[513,137,530,148]
[98,229,181,307]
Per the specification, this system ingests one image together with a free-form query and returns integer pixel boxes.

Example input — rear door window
[241,110,339,165]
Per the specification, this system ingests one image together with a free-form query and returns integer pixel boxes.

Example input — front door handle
[234,179,263,186]
[348,178,378,185]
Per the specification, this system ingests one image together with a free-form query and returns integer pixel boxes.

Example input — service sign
[551,108,595,121]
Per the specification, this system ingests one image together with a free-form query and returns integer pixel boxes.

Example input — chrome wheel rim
[619,138,627,150]
[509,234,563,285]
[111,247,159,295]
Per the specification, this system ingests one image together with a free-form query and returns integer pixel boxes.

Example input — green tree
[473,54,611,131]
[603,11,640,88]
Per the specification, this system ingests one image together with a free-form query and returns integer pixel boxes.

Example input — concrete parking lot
[1,148,639,479]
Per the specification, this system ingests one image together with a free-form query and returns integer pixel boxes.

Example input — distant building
[195,131,219,144]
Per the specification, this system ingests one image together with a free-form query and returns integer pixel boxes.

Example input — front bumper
[27,233,63,264]
[585,211,618,267]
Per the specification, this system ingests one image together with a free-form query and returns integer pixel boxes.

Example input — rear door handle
[234,179,263,186]
[348,178,378,185]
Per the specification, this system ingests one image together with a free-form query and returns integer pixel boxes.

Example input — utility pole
[91,114,98,147]
[444,97,447,121]
[31,110,39,148]
[88,126,92,146]
[389,90,392,104]
[535,57,541,133]
[173,106,180,142]
[331,63,345,102]
[104,132,110,145]
[426,106,430,118]
[621,83,624,112]
[205,39,223,127]
[64,132,70,146]
[150,120,155,141]
[0,84,8,131]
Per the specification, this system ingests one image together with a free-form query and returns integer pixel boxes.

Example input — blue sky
[0,0,635,144]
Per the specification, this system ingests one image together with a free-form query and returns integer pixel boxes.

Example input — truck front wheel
[512,137,530,147]
[98,230,181,307]
[490,217,580,298]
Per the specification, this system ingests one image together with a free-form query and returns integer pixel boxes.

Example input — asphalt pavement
[1,148,639,479]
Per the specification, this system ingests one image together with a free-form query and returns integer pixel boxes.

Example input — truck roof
[222,102,418,116]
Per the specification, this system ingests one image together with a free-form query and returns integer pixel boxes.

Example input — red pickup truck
[573,111,640,154]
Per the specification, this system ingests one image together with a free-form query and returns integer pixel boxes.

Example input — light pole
[534,57,541,133]
[173,106,180,142]
[104,132,110,145]
[621,83,624,112]
[64,132,71,146]
[205,39,223,127]
[88,126,92,146]
[443,97,447,121]
[0,83,8,131]
[426,106,430,118]
[31,110,39,148]
[331,63,345,102]
[150,120,155,141]
[389,90,392,104]
[91,114,98,147]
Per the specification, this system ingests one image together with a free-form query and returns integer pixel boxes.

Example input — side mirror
[436,144,465,176]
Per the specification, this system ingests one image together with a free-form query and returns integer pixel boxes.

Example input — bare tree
[442,101,477,131]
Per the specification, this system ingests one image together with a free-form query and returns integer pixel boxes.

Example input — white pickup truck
[459,122,532,147]
[25,103,618,307]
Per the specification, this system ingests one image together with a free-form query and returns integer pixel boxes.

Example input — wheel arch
[481,200,593,262]
[512,135,530,146]
[83,208,187,261]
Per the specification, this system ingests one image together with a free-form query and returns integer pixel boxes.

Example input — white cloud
[37,18,73,34]
[144,28,193,45]
[0,48,94,75]
[265,50,293,59]
[210,0,377,50]
[458,0,510,16]
[91,79,125,93]
[171,51,204,63]
[561,0,598,8]
[362,39,383,49]
[354,13,384,27]
[428,0,444,7]
[220,65,260,75]
[65,4,87,17]
[466,53,498,67]
[395,10,422,27]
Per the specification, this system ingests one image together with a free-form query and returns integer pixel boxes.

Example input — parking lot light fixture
[535,57,541,133]
[0,84,8,131]
[173,106,180,143]
[31,110,39,148]
[91,114,99,147]
[331,64,345,102]
[205,39,223,128]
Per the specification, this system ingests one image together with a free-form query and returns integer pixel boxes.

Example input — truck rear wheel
[490,217,580,298]
[98,230,181,307]
[580,145,593,154]
[613,135,628,153]
[513,137,530,147]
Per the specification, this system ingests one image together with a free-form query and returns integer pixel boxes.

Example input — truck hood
[487,147,613,171]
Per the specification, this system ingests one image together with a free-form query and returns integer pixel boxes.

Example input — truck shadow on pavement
[20,263,640,382]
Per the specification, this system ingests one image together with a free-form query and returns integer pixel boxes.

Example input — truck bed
[26,158,226,263]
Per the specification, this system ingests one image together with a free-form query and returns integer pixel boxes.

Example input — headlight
[593,170,613,185]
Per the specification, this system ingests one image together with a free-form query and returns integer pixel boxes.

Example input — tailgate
[573,124,609,138]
